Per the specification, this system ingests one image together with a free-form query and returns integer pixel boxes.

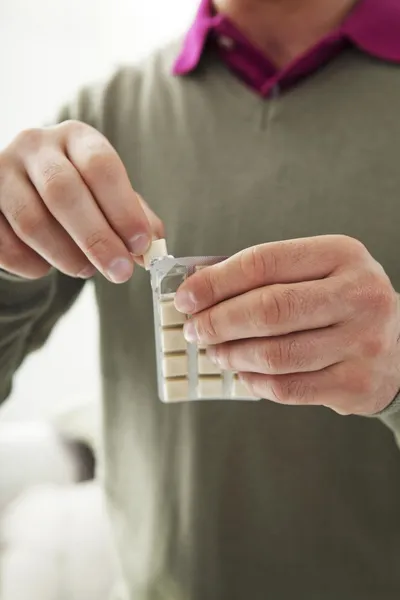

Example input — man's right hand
[0,120,164,283]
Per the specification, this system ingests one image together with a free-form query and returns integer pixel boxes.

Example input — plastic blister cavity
[146,240,260,404]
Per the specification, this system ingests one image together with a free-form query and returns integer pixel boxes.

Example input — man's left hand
[174,235,400,415]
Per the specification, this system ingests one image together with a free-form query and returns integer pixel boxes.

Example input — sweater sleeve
[0,271,85,403]
[0,75,112,405]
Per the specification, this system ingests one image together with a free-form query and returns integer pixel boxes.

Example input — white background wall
[0,0,197,421]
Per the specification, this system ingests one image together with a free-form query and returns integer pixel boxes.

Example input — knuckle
[354,373,374,396]
[42,161,66,186]
[41,163,71,201]
[80,150,118,183]
[258,288,285,328]
[15,128,44,151]
[345,279,366,310]
[267,290,284,326]
[270,376,312,405]
[348,271,396,316]
[58,119,85,135]
[281,287,302,321]
[338,235,368,261]
[240,245,272,282]
[268,379,287,404]
[261,340,298,373]
[259,344,279,373]
[255,288,282,326]
[285,338,308,370]
[369,275,396,317]
[342,366,374,396]
[84,230,114,261]
[359,331,389,359]
[9,203,41,238]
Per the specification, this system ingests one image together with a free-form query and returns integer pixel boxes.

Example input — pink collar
[173,0,400,76]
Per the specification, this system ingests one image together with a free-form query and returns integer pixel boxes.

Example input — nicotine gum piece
[198,352,221,375]
[162,353,188,378]
[160,299,186,327]
[143,238,168,270]
[163,378,189,403]
[161,328,187,353]
[198,376,223,399]
[232,377,253,398]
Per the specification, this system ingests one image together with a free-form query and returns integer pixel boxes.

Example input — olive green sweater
[2,42,400,599]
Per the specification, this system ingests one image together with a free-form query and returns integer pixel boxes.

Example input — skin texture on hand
[175,235,400,416]
[0,121,164,283]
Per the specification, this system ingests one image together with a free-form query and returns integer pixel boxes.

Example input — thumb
[134,194,165,267]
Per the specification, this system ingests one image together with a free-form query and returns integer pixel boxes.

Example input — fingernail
[107,258,133,284]
[78,265,96,279]
[175,291,196,313]
[183,320,198,343]
[129,233,151,256]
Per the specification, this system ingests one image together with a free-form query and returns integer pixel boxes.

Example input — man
[1,0,400,597]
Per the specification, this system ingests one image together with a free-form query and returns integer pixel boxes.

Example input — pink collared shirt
[173,0,400,95]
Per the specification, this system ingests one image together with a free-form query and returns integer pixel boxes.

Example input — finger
[1,167,97,279]
[133,194,165,267]
[0,212,51,279]
[239,360,376,414]
[184,277,350,345]
[25,148,134,283]
[175,235,369,313]
[206,324,351,374]
[137,194,164,239]
[64,123,154,255]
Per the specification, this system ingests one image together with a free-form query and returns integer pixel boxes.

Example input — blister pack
[145,240,260,404]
